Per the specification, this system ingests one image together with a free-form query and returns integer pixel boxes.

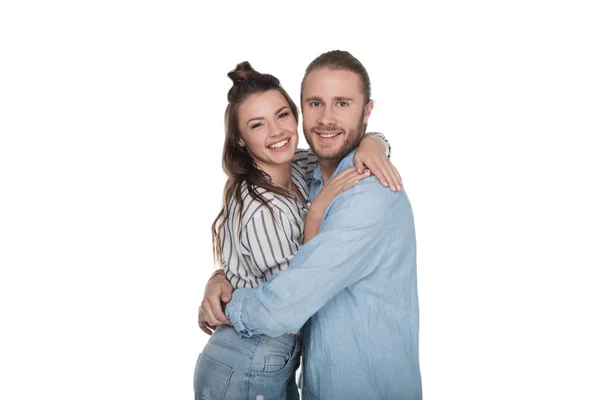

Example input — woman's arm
[354,132,403,191]
[293,132,401,191]
[303,167,371,243]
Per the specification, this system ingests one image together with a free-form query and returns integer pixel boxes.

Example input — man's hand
[197,306,217,335]
[198,273,233,333]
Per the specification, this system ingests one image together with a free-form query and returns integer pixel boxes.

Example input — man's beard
[305,120,365,161]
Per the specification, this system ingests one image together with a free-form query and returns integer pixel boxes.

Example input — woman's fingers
[335,170,371,191]
[388,163,403,191]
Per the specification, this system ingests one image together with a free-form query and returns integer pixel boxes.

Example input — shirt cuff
[365,131,391,158]
[225,289,253,337]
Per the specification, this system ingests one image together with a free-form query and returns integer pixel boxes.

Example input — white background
[1,1,599,399]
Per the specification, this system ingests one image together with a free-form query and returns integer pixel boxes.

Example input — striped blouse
[219,133,390,289]
[220,149,316,289]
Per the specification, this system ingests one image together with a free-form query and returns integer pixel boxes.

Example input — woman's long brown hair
[211,62,300,265]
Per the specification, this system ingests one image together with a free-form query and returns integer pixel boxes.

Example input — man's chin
[313,141,358,160]
[312,149,344,161]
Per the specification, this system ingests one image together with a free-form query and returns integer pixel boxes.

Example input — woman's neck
[255,161,293,190]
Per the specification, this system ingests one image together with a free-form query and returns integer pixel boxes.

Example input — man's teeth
[318,132,338,138]
[268,139,289,149]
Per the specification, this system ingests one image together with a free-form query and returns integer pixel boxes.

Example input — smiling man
[205,50,422,399]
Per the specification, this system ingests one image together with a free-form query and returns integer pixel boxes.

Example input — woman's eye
[278,112,289,119]
[251,122,263,129]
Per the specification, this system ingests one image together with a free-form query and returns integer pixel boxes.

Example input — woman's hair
[212,61,300,265]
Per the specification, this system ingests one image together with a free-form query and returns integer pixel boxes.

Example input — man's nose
[317,105,336,126]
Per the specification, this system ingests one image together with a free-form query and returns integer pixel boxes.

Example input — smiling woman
[236,90,299,178]
[193,63,309,400]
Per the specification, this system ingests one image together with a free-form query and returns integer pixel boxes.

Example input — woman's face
[237,90,298,170]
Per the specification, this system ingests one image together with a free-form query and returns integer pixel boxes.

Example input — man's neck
[318,159,341,184]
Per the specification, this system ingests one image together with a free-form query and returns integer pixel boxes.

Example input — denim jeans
[193,325,301,400]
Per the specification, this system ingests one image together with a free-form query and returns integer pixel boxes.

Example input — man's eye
[310,101,320,107]
[338,101,348,107]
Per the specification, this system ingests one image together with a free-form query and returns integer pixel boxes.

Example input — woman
[193,62,399,400]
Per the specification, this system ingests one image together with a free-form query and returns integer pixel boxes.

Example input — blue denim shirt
[226,149,422,399]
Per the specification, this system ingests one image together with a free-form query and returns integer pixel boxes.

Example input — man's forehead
[303,69,362,97]
[305,68,360,83]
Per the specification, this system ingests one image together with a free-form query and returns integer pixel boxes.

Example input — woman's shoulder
[293,147,317,163]
[226,181,275,226]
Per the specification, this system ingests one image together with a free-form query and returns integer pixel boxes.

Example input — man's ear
[363,99,374,124]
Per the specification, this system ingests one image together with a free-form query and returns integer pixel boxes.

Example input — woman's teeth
[268,139,289,149]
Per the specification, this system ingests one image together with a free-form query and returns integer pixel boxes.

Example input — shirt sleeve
[238,206,301,285]
[365,131,391,158]
[226,187,393,337]
[292,148,319,187]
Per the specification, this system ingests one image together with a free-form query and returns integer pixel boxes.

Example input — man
[201,50,422,399]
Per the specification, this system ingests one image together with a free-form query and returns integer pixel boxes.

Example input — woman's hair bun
[227,61,260,84]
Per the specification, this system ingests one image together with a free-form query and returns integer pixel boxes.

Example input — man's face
[301,68,373,161]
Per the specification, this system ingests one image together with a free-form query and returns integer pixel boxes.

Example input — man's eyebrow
[303,96,354,102]
[304,96,323,103]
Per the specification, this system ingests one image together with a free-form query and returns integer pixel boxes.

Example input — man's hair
[301,50,371,104]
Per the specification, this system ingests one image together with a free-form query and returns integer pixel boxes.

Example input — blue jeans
[193,325,301,400]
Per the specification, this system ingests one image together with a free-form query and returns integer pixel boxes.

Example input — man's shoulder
[336,149,358,170]
[323,179,390,222]
[353,176,409,198]
[329,178,412,219]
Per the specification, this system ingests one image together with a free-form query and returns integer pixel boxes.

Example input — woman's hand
[354,135,403,191]
[303,167,371,243]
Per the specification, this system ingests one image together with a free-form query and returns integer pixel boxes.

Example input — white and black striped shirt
[219,133,389,289]
[220,149,317,289]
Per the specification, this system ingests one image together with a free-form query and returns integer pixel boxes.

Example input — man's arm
[225,186,392,337]
[199,271,233,332]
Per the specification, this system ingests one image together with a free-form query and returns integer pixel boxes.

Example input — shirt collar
[311,148,358,185]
